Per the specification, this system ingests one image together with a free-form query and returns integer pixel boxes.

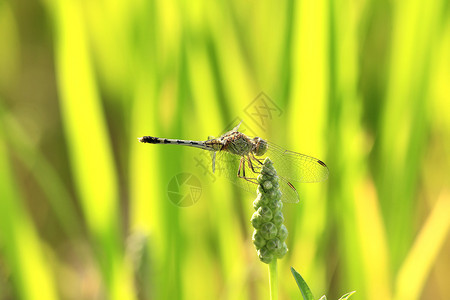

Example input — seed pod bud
[251,157,288,264]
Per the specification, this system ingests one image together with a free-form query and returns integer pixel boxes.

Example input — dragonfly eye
[254,137,268,156]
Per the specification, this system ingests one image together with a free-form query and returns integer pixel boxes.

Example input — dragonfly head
[253,137,268,156]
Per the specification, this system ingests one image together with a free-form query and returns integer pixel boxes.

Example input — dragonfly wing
[212,150,260,196]
[261,142,329,183]
[277,176,300,203]
[218,121,242,139]
[214,150,301,203]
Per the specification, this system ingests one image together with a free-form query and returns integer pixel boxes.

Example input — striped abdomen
[138,136,211,150]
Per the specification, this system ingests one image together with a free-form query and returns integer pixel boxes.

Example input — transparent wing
[261,142,329,183]
[220,121,241,137]
[212,150,256,195]
[212,150,302,203]
[193,138,328,204]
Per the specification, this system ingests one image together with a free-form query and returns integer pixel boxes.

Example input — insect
[138,122,328,203]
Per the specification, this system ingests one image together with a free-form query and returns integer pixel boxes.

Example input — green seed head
[272,211,284,226]
[257,247,273,264]
[253,193,269,210]
[277,224,288,241]
[269,189,282,201]
[263,180,273,190]
[268,199,283,212]
[275,243,288,258]
[251,157,288,264]
[261,165,275,176]
[252,231,266,249]
[257,206,273,222]
[266,238,282,252]
[250,212,264,229]
[260,222,278,240]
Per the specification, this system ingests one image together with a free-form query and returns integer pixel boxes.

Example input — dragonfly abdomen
[138,136,210,150]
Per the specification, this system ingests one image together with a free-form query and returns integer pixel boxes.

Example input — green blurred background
[1,0,450,299]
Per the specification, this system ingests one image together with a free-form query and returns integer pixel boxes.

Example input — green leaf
[290,267,315,300]
[338,291,356,300]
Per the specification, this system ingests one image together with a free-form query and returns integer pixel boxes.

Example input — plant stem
[268,259,278,300]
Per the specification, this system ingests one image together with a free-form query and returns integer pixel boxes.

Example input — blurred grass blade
[2,111,81,237]
[394,190,450,300]
[291,267,315,300]
[354,179,391,299]
[50,0,118,233]
[46,0,135,299]
[377,0,446,271]
[325,0,366,295]
[0,110,58,300]
[287,0,329,285]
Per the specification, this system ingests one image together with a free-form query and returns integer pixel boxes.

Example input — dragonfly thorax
[222,133,254,156]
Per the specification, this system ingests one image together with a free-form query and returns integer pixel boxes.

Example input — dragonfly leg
[211,151,216,173]
[237,156,244,177]
[247,155,258,174]
[236,156,259,185]
[248,153,264,175]
[250,152,263,165]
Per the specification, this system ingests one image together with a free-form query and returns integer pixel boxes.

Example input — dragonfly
[138,122,329,203]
